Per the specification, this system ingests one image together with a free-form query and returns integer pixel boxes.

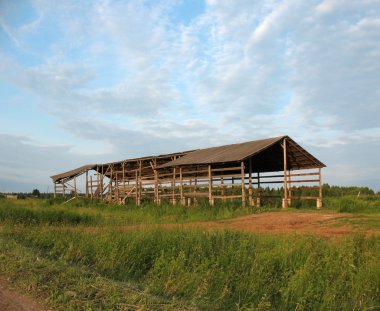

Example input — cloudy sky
[1,0,380,193]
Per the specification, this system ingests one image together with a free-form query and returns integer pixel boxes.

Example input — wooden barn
[51,136,325,208]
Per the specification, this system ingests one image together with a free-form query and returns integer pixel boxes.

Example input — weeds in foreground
[2,228,379,310]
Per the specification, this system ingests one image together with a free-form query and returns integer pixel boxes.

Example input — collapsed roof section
[51,164,97,183]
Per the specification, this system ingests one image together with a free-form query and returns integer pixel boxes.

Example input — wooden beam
[208,165,214,206]
[115,172,119,203]
[248,158,253,207]
[74,176,77,198]
[318,168,323,209]
[85,171,89,198]
[90,176,93,199]
[122,162,126,196]
[283,138,288,209]
[241,161,246,208]
[138,161,142,205]
[135,169,139,205]
[180,167,184,206]
[172,167,176,205]
[187,178,192,206]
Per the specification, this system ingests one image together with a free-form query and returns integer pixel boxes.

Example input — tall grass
[0,201,99,225]
[6,228,380,310]
[0,198,253,226]
[323,196,380,213]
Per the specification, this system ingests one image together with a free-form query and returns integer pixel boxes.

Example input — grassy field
[0,197,379,310]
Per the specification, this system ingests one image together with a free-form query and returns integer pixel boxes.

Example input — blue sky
[1,0,380,192]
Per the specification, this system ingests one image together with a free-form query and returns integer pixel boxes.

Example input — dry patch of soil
[0,277,48,311]
[168,212,378,237]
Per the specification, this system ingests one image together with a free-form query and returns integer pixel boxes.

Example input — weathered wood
[180,167,185,206]
[213,195,242,199]
[90,176,93,199]
[211,166,242,172]
[187,178,192,205]
[289,196,320,200]
[283,138,288,209]
[241,161,246,208]
[208,165,214,206]
[248,158,253,207]
[257,172,261,189]
[172,167,176,205]
[122,162,126,195]
[318,168,323,209]
[85,171,89,198]
[287,179,321,183]
[289,172,320,177]
[135,170,139,205]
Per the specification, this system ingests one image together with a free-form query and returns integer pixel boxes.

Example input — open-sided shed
[51,136,325,208]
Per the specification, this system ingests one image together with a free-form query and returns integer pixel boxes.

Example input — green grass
[0,197,379,310]
[2,227,379,310]
[0,198,254,226]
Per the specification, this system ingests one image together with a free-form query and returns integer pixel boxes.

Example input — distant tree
[32,189,40,197]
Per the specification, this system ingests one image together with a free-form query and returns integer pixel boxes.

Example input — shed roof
[158,136,325,169]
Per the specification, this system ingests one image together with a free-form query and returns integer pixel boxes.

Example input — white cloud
[1,0,380,190]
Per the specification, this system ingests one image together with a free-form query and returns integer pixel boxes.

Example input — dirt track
[0,277,48,311]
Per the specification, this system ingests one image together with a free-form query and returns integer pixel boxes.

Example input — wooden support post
[90,176,93,199]
[180,167,184,206]
[138,161,142,205]
[85,171,89,198]
[288,169,292,205]
[109,166,113,202]
[74,176,77,197]
[256,172,261,207]
[283,138,288,209]
[317,168,323,209]
[62,180,66,198]
[54,183,56,198]
[172,167,176,205]
[194,178,198,206]
[241,161,246,208]
[248,158,253,207]
[187,179,192,206]
[208,165,214,206]
[221,177,224,197]
[153,159,159,204]
[122,162,126,195]
[115,172,119,204]
[100,166,103,199]
[135,170,139,205]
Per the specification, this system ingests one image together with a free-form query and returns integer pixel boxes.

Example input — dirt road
[0,277,48,311]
